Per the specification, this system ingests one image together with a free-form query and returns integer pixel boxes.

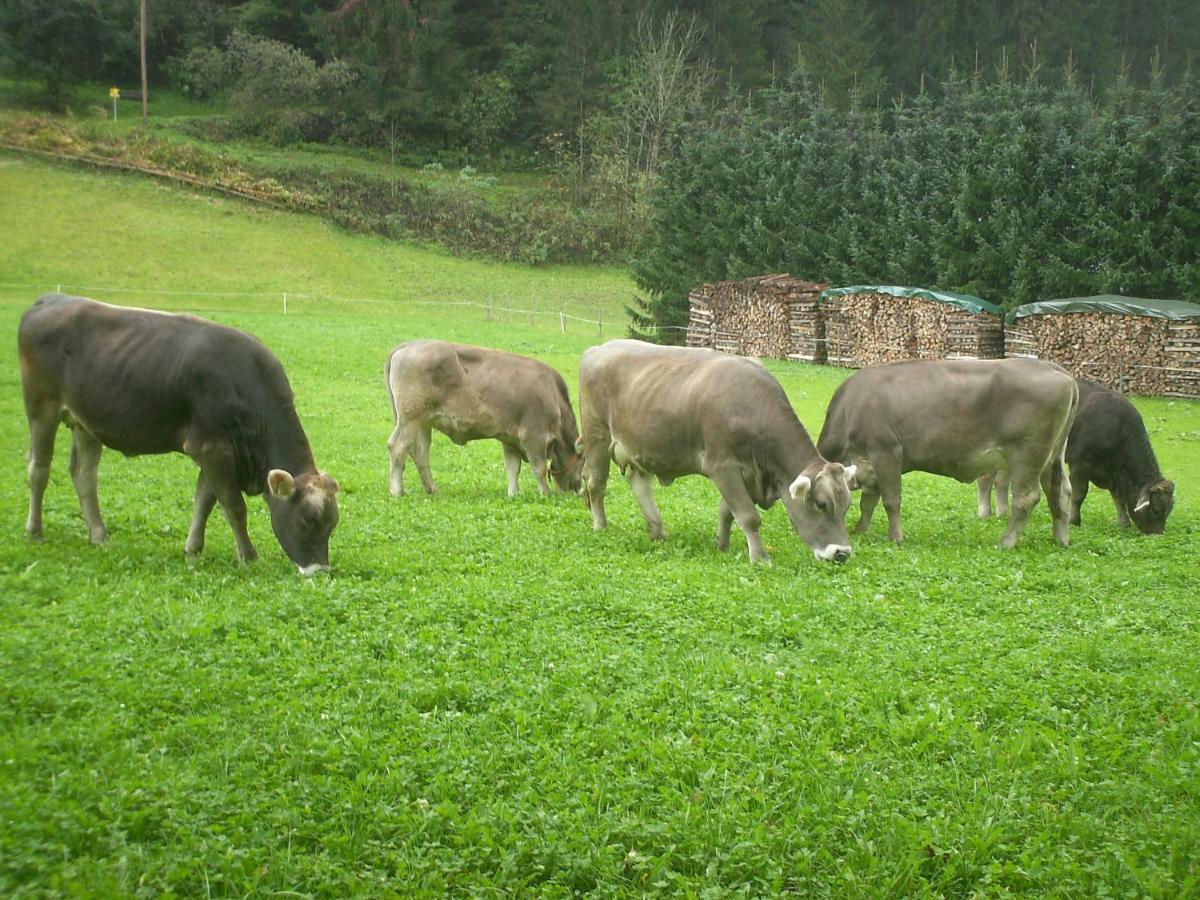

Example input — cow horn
[842,464,858,489]
[789,474,812,501]
[1133,497,1151,513]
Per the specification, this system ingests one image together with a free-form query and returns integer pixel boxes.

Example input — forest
[3,1,1199,328]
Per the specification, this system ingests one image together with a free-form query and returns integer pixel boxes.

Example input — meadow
[1,156,1198,896]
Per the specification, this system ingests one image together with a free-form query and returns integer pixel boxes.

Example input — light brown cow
[385,340,581,498]
[578,339,855,563]
[817,358,1078,548]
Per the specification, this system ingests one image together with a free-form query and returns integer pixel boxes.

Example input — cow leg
[582,449,611,531]
[999,466,1041,550]
[871,455,904,543]
[1069,476,1089,526]
[185,471,218,555]
[68,426,108,544]
[976,475,993,518]
[502,444,523,498]
[411,425,437,494]
[386,421,410,497]
[1112,491,1130,527]
[526,446,553,498]
[709,467,767,562]
[716,499,734,551]
[627,468,667,541]
[856,489,881,533]
[994,470,1010,517]
[193,451,257,562]
[24,403,58,541]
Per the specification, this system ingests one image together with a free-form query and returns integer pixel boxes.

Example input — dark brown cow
[578,340,855,563]
[818,358,1078,548]
[19,294,340,574]
[385,340,581,498]
[978,378,1175,534]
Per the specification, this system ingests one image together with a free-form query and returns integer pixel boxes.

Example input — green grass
[1,156,1199,896]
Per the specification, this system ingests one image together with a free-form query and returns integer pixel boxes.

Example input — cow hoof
[27,530,44,543]
[88,529,109,545]
[998,535,1018,550]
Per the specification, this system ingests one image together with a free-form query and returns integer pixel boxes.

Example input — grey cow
[818,358,1078,549]
[578,339,856,562]
[19,294,340,575]
[386,340,582,498]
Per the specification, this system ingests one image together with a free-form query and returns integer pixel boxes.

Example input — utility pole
[139,0,148,125]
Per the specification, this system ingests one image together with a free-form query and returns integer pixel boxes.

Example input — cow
[977,379,1175,534]
[18,294,340,575]
[578,339,856,563]
[385,340,582,498]
[817,358,1078,549]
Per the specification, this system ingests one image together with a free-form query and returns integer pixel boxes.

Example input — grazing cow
[977,379,1174,534]
[578,339,855,563]
[385,340,582,498]
[817,358,1078,548]
[19,294,340,574]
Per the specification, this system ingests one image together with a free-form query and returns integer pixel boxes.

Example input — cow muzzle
[297,562,330,577]
[813,544,853,564]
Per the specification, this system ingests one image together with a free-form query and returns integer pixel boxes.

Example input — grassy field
[1,155,1199,896]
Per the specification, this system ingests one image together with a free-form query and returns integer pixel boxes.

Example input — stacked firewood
[1003,312,1186,396]
[1164,322,1200,398]
[822,291,1004,368]
[685,274,827,359]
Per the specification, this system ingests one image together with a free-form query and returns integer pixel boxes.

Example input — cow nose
[298,562,330,577]
[833,547,852,564]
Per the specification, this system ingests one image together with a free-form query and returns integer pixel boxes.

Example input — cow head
[1130,479,1175,535]
[782,461,857,563]
[549,437,583,493]
[265,469,341,574]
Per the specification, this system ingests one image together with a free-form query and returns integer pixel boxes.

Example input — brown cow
[19,294,340,574]
[385,340,581,498]
[578,340,855,563]
[818,358,1078,548]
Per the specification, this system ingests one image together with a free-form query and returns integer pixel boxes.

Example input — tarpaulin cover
[1006,294,1200,323]
[820,285,1002,316]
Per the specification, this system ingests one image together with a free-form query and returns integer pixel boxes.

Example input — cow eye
[815,499,829,512]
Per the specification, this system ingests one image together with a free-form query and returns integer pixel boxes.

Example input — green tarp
[820,285,1002,316]
[1006,294,1200,323]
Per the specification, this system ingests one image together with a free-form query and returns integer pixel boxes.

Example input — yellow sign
[108,87,120,99]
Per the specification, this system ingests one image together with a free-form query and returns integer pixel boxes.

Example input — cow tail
[384,348,398,423]
[1051,379,1079,522]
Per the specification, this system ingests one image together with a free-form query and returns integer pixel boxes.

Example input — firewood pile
[1006,310,1200,397]
[821,289,1004,368]
[686,274,827,359]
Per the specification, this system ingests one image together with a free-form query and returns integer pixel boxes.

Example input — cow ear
[842,464,859,491]
[789,474,812,501]
[1153,480,1174,497]
[321,472,340,494]
[268,469,296,498]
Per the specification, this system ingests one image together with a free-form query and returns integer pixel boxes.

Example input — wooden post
[531,300,537,326]
[486,293,492,320]
[283,292,288,315]
[559,312,566,335]
[139,0,148,125]
[598,306,603,336]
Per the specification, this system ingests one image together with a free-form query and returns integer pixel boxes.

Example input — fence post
[531,300,537,327]
[559,312,566,335]
[487,293,493,321]
[283,292,288,315]
[598,306,603,336]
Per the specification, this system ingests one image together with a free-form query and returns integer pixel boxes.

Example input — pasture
[1,157,1199,896]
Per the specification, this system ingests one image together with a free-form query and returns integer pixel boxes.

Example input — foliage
[0,0,135,106]
[631,66,1200,334]
[2,159,1200,895]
